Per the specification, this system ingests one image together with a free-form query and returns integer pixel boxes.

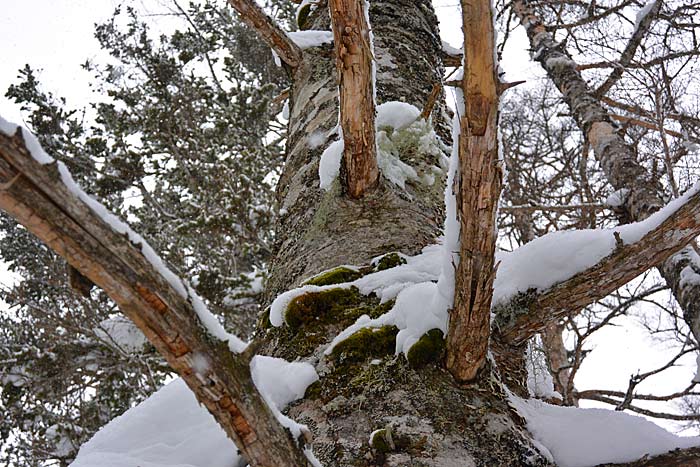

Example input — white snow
[605,188,630,207]
[441,39,463,57]
[94,316,148,353]
[526,344,562,401]
[72,357,319,467]
[0,115,247,354]
[319,102,444,190]
[288,30,334,49]
[71,379,239,467]
[272,30,333,66]
[375,101,421,130]
[318,139,344,190]
[509,394,700,467]
[493,181,700,305]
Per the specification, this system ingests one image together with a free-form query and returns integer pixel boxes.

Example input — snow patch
[509,394,700,467]
[494,182,700,305]
[72,357,319,467]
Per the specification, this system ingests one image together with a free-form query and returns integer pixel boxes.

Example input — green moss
[331,325,399,364]
[374,252,407,271]
[369,299,395,319]
[406,329,445,368]
[370,428,393,452]
[303,266,362,286]
[285,287,362,329]
[297,4,312,30]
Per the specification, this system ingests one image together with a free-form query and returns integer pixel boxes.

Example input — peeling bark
[329,0,379,198]
[446,0,502,382]
[0,128,310,467]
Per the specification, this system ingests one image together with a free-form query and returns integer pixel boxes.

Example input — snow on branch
[492,182,700,345]
[328,0,379,198]
[0,118,311,467]
[226,0,303,68]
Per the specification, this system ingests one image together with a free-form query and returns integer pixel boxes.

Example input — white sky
[0,0,696,436]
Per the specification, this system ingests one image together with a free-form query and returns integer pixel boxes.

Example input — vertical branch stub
[446,0,503,383]
[329,0,379,198]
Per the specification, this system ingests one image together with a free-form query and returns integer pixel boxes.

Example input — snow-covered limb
[493,182,700,345]
[445,0,502,383]
[225,0,303,68]
[512,0,700,352]
[328,0,379,198]
[0,121,311,467]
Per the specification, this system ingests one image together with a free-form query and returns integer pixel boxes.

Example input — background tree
[1,0,700,466]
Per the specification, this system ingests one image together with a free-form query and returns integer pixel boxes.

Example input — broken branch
[328,0,379,198]
[0,125,310,467]
[446,0,502,383]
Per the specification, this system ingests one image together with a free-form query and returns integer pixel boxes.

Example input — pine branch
[328,0,378,198]
[0,124,310,467]
[226,0,303,68]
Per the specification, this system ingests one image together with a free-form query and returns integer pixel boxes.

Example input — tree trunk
[261,1,551,464]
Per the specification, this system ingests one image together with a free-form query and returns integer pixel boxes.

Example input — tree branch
[226,0,303,68]
[0,124,310,467]
[493,185,700,345]
[512,0,700,350]
[597,447,700,466]
[446,0,502,382]
[328,0,379,198]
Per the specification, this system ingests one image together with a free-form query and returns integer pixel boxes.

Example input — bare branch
[446,0,502,382]
[511,0,700,350]
[0,126,310,467]
[328,0,379,198]
[598,446,700,466]
[493,185,700,345]
[226,0,303,68]
[594,0,662,97]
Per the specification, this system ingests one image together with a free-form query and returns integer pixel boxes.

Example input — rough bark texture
[0,129,310,467]
[226,0,302,68]
[446,0,502,382]
[266,0,450,302]
[329,0,379,198]
[512,0,700,346]
[493,186,700,344]
[598,446,700,467]
[258,1,554,465]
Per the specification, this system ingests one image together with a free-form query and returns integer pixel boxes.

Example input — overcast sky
[0,0,696,435]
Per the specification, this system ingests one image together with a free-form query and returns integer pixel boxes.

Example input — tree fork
[446,0,502,382]
[0,126,310,467]
[329,0,379,198]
